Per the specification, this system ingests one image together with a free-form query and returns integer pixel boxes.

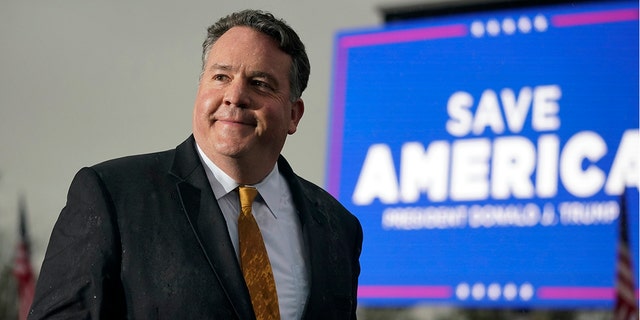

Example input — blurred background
[0,0,637,318]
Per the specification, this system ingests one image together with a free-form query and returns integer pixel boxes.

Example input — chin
[212,141,250,157]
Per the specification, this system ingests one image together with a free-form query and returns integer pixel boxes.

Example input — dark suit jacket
[29,136,362,320]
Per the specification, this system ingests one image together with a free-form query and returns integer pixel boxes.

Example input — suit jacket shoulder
[30,137,244,319]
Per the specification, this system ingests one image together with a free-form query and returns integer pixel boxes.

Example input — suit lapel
[277,157,335,317]
[170,136,255,320]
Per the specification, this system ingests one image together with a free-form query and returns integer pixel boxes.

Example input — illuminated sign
[328,0,639,308]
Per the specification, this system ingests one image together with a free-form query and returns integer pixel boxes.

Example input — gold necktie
[238,186,280,320]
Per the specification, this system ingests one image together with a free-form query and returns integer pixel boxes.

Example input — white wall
[0,0,452,270]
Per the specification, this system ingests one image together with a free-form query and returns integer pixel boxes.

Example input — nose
[223,78,250,108]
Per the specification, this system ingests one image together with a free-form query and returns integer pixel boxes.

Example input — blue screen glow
[328,0,639,308]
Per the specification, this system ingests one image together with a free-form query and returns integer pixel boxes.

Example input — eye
[251,79,275,91]
[212,74,230,82]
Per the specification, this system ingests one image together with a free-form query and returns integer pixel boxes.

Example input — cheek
[273,109,297,135]
[193,93,217,133]
[194,92,218,116]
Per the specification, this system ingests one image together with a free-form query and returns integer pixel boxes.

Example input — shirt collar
[196,144,282,218]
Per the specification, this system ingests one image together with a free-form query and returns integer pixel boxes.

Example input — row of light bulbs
[470,15,549,37]
[455,282,535,301]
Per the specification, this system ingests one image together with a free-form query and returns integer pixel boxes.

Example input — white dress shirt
[196,145,309,319]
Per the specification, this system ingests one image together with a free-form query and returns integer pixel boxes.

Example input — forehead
[206,26,292,78]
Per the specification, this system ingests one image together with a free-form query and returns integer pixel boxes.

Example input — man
[29,10,362,320]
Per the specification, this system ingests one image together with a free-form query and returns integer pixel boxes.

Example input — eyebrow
[210,63,233,72]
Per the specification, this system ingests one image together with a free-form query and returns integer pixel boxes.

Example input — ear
[288,99,305,135]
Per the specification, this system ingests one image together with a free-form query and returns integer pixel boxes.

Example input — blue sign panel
[327,0,639,308]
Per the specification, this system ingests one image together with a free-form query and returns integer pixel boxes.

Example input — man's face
[193,26,304,168]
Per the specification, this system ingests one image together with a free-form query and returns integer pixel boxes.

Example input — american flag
[613,191,638,320]
[13,196,35,320]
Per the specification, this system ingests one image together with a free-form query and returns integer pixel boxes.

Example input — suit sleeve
[348,214,363,320]
[29,167,126,319]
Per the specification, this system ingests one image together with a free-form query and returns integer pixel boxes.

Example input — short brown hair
[202,10,310,101]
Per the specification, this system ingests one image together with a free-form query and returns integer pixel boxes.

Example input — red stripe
[358,285,453,299]
[551,8,638,27]
[537,286,614,300]
[340,24,468,48]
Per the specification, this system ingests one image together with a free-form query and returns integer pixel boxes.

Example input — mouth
[214,117,257,128]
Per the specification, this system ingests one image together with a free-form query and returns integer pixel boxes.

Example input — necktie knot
[239,186,258,214]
